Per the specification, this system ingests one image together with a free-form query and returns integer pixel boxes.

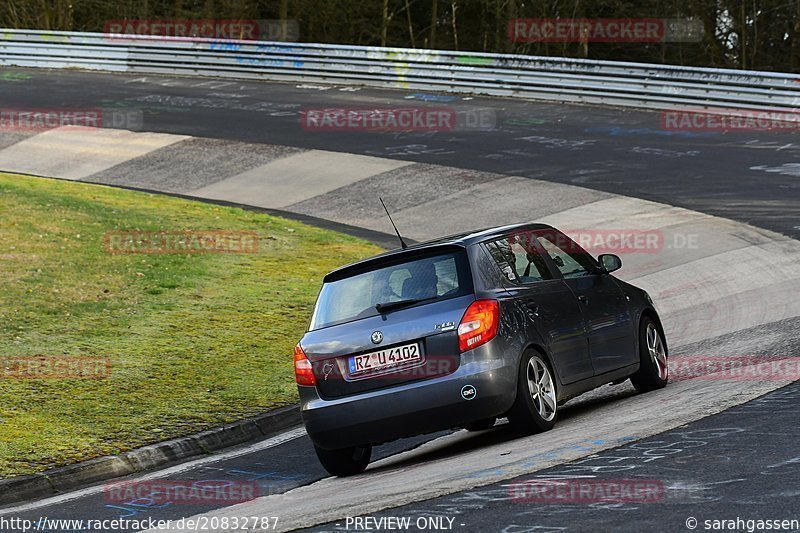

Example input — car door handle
[526,303,540,317]
[577,295,589,304]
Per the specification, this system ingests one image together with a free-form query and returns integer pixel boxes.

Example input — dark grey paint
[298,223,659,450]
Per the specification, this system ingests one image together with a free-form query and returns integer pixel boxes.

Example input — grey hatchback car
[294,223,668,476]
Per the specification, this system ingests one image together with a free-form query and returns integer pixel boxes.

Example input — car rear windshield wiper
[375,296,437,313]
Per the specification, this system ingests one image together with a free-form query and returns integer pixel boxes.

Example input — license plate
[348,343,421,376]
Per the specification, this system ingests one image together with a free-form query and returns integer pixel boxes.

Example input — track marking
[139,366,795,532]
[0,427,306,515]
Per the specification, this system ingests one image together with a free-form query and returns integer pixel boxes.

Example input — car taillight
[294,343,317,386]
[458,299,500,352]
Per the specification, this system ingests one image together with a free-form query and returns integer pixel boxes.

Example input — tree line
[2,0,799,72]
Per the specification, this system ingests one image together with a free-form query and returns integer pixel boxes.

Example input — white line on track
[141,366,795,532]
[0,427,306,515]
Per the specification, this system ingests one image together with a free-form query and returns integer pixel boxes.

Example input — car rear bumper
[299,343,517,450]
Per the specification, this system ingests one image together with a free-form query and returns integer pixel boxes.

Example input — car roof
[324,222,554,281]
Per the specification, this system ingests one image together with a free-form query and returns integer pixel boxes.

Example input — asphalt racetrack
[0,67,798,532]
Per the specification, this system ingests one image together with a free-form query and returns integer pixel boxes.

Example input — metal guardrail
[2,29,799,113]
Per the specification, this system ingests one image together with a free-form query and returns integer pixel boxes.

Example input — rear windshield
[309,249,472,330]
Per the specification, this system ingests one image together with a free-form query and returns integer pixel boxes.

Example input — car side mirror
[599,254,622,273]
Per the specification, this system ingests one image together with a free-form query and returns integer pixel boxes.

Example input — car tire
[464,417,496,431]
[507,350,557,435]
[630,317,669,393]
[313,444,372,477]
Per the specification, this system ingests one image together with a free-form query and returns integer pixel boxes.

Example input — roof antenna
[380,197,408,249]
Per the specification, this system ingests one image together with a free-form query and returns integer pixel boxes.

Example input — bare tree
[429,0,437,47]
[450,0,458,50]
[405,0,416,47]
[381,0,389,46]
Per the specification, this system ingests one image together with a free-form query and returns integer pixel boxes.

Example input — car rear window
[309,249,472,330]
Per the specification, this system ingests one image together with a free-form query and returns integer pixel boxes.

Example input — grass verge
[0,173,381,477]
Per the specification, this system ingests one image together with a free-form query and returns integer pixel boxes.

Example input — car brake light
[458,299,500,352]
[294,343,317,386]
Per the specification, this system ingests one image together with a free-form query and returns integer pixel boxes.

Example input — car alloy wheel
[630,317,669,393]
[526,355,557,422]
[646,322,668,381]
[508,350,558,434]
